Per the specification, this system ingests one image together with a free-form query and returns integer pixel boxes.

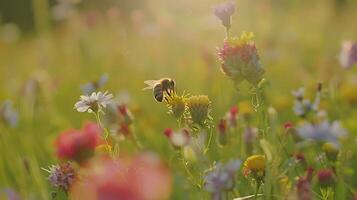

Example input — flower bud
[322,142,339,162]
[226,106,238,128]
[164,128,173,138]
[117,104,134,125]
[217,119,228,146]
[317,169,336,188]
[164,128,190,149]
[183,146,197,162]
[214,1,235,30]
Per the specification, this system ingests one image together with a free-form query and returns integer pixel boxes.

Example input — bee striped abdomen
[153,84,164,102]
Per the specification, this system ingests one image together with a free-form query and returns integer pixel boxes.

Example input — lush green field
[1,0,357,199]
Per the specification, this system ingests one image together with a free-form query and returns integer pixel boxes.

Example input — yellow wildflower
[166,93,186,119]
[187,95,211,125]
[243,155,266,181]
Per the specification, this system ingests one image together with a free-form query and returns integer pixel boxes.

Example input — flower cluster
[292,87,320,117]
[217,32,265,86]
[204,159,241,200]
[55,122,102,163]
[297,120,348,146]
[71,153,172,200]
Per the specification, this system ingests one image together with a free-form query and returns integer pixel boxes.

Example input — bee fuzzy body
[153,83,164,102]
[143,78,176,103]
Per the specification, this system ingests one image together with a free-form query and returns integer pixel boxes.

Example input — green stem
[94,113,112,154]
[204,128,213,154]
[226,27,230,38]
[181,157,201,189]
[131,128,143,150]
[255,182,261,200]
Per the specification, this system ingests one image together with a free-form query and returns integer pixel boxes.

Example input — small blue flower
[0,100,19,128]
[80,74,109,95]
[297,120,348,146]
[292,87,320,117]
[204,159,241,200]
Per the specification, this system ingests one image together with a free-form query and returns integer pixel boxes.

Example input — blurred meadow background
[1,0,357,199]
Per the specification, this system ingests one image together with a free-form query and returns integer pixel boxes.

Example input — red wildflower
[296,168,314,200]
[163,128,173,138]
[71,153,172,200]
[55,122,102,163]
[218,119,227,135]
[284,122,293,130]
[118,122,131,136]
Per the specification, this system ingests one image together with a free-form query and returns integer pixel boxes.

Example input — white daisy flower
[74,91,113,113]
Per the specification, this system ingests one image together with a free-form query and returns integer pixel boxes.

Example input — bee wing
[142,80,158,90]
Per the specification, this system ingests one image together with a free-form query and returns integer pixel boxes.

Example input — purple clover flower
[45,162,77,193]
[214,1,236,30]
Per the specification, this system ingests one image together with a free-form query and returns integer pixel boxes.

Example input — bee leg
[164,96,169,102]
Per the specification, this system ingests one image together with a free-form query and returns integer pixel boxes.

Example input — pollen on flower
[226,32,255,46]
[165,93,186,119]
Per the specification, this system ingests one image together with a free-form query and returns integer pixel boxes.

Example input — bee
[143,78,176,102]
